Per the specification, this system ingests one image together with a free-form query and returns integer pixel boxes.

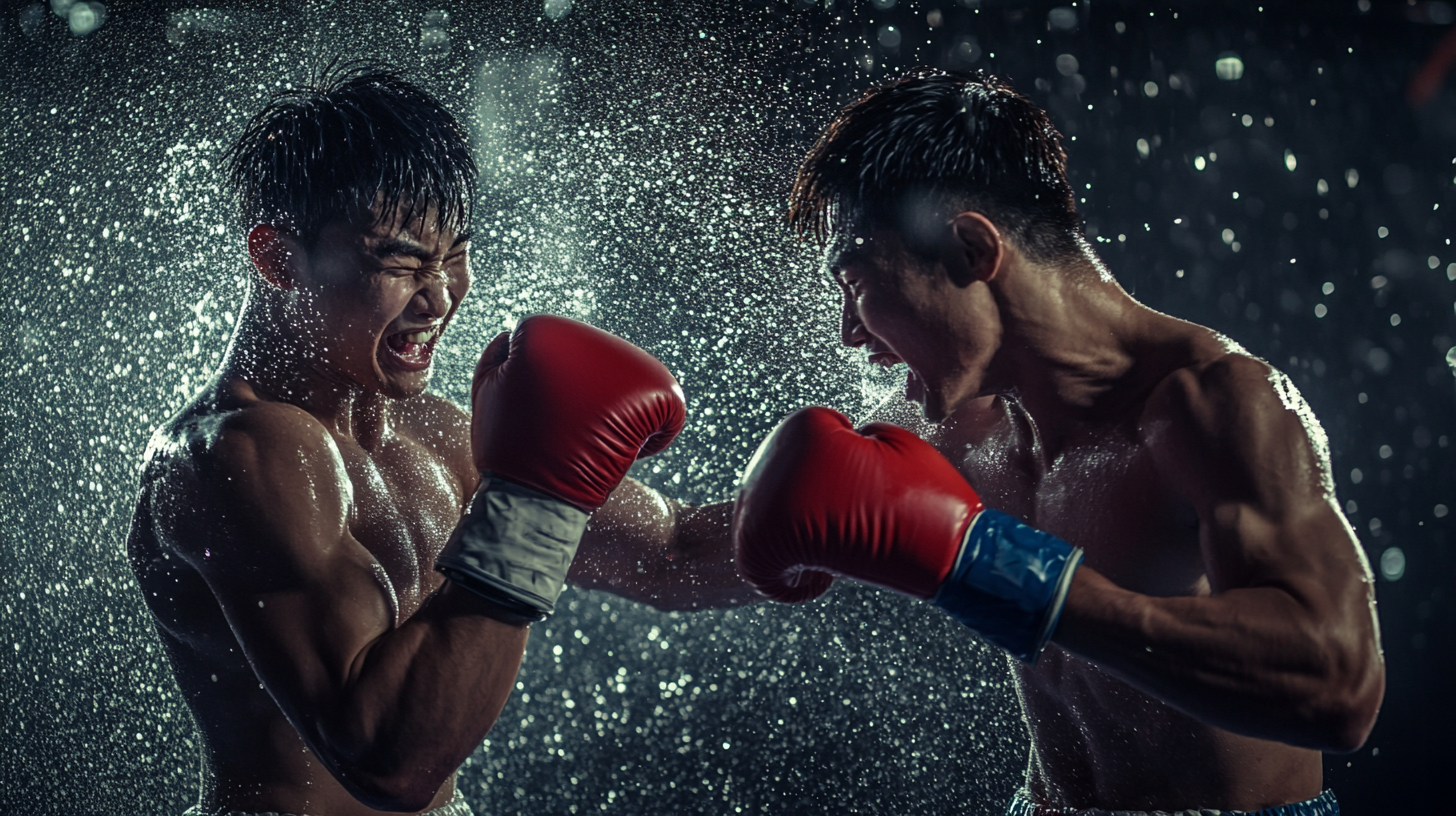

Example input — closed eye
[374,238,433,262]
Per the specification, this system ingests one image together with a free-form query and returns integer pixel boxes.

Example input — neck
[987,261,1154,438]
[220,289,391,447]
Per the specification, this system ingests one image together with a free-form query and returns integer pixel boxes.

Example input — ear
[942,212,1004,288]
[246,224,298,291]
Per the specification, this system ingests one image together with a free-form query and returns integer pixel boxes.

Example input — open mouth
[865,346,925,404]
[383,325,441,370]
[905,368,927,404]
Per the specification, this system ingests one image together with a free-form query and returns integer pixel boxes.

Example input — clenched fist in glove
[437,315,685,619]
[733,407,1082,664]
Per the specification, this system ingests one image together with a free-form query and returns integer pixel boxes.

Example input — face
[829,226,1000,422]
[285,205,471,400]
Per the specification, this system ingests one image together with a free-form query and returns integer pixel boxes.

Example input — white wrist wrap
[436,476,590,619]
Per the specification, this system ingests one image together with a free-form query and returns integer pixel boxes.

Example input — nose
[413,270,453,319]
[840,289,869,348]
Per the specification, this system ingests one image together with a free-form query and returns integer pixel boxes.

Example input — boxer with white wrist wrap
[734,406,1081,664]
[125,64,757,816]
[437,314,686,619]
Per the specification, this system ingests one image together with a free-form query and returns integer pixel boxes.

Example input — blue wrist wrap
[931,509,1084,665]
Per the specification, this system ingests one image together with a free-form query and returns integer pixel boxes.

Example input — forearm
[571,482,760,611]
[1052,567,1383,752]
[313,583,529,810]
[626,501,761,611]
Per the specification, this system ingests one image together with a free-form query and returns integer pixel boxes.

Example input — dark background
[2,0,1452,813]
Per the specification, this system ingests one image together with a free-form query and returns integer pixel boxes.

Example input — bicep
[155,419,396,723]
[1153,362,1368,598]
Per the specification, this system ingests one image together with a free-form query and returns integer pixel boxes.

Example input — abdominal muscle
[1014,649,1321,811]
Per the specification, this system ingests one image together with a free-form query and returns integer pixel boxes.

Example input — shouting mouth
[867,347,927,405]
[905,368,926,404]
[383,325,442,371]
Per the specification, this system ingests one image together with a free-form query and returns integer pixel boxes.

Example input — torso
[128,378,475,814]
[919,343,1322,809]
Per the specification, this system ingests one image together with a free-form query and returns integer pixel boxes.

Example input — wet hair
[224,59,476,247]
[789,68,1081,264]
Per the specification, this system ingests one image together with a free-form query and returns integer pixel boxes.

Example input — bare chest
[948,421,1204,597]
[334,436,467,618]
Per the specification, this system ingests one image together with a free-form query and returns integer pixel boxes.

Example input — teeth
[405,331,432,344]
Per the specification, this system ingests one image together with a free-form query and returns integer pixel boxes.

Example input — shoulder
[1144,352,1281,429]
[143,400,352,553]
[158,400,342,478]
[1143,350,1320,444]
[1140,349,1333,505]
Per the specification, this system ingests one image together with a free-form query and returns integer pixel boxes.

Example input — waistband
[1005,788,1338,816]
[182,789,475,816]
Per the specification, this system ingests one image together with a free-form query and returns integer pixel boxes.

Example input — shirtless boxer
[126,65,750,816]
[734,70,1384,814]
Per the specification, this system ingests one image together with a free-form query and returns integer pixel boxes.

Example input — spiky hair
[224,59,476,246]
[789,68,1081,262]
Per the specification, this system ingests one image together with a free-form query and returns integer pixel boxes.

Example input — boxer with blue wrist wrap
[733,67,1388,815]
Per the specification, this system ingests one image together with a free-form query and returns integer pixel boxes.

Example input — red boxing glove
[733,406,979,603]
[437,315,685,618]
[734,406,1084,664]
[470,314,686,510]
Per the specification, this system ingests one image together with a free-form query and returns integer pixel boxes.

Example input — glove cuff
[436,476,590,619]
[931,509,1084,666]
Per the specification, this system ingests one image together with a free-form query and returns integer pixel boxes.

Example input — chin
[919,379,980,425]
[920,398,950,424]
[384,373,431,401]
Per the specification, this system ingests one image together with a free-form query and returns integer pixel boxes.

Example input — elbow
[333,764,449,813]
[1307,643,1385,753]
[313,729,453,812]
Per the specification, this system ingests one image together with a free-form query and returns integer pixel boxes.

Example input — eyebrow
[373,230,472,259]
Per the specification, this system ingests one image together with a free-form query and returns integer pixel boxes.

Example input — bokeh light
[1216,52,1245,80]
[3,3,1453,813]
[1380,546,1407,581]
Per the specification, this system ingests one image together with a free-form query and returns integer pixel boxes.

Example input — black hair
[789,68,1082,263]
[224,59,476,247]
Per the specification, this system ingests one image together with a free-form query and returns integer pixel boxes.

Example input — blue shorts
[1005,788,1338,816]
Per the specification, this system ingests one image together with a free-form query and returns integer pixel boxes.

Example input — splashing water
[3,2,1453,813]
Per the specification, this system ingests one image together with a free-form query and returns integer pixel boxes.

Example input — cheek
[859,287,917,335]
[451,269,470,306]
[367,278,417,317]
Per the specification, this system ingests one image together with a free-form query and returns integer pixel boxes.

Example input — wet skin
[833,215,1384,811]
[126,208,750,816]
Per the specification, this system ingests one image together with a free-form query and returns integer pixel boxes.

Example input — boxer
[126,64,751,816]
[735,69,1383,815]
